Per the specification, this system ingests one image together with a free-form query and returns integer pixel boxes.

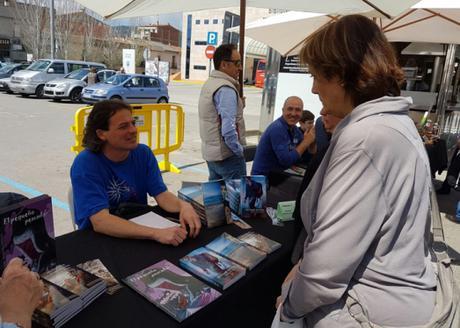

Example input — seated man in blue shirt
[70,100,201,246]
[251,96,316,176]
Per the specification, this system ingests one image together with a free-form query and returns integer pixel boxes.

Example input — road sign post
[205,45,216,76]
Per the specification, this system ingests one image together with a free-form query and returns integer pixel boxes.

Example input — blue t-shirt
[70,144,167,229]
[251,117,304,176]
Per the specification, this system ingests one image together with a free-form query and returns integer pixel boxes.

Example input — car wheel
[157,97,168,103]
[110,95,122,100]
[70,87,82,103]
[35,85,45,98]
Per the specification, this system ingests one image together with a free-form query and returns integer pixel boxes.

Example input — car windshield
[27,60,51,72]
[105,74,129,85]
[0,64,15,73]
[65,69,89,80]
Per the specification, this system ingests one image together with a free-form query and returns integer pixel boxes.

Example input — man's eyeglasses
[224,59,242,67]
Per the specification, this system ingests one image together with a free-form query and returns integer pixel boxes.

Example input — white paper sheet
[130,212,180,229]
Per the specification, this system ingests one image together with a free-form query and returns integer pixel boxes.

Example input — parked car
[0,63,30,79]
[0,77,12,93]
[9,59,106,98]
[0,63,30,93]
[81,74,169,104]
[44,68,116,102]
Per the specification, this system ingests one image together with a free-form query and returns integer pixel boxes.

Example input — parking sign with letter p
[207,32,218,46]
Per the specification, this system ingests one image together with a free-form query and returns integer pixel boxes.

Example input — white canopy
[73,0,418,19]
[233,0,460,56]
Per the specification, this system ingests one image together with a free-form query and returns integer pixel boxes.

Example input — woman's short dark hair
[82,100,132,153]
[300,110,315,123]
[300,15,404,107]
[213,44,237,70]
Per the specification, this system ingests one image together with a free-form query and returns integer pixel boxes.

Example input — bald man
[251,97,315,176]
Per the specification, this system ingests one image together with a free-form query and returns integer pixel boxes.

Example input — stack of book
[179,232,281,290]
[179,247,246,290]
[226,176,267,219]
[178,181,227,228]
[34,265,107,327]
[124,260,221,323]
[237,231,282,254]
[0,194,56,274]
[225,179,241,216]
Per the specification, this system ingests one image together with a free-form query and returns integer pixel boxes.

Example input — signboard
[145,60,158,76]
[273,55,321,122]
[143,48,151,61]
[0,39,10,49]
[158,61,170,84]
[279,55,309,74]
[207,32,218,45]
[205,45,216,59]
[145,60,170,84]
[122,48,136,74]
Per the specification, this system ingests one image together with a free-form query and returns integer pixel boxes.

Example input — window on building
[172,56,177,69]
[4,0,10,6]
[223,12,240,45]
[195,19,200,25]
[194,41,207,46]
[204,19,209,25]
[213,19,218,24]
[186,14,192,79]
[193,65,207,70]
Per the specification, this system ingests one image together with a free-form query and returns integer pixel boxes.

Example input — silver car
[44,68,116,102]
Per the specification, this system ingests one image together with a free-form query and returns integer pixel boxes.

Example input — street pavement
[0,82,458,284]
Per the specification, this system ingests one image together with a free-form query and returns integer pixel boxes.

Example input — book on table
[0,194,56,274]
[77,259,122,295]
[123,260,221,323]
[35,264,107,328]
[225,176,267,219]
[205,233,266,270]
[179,247,246,290]
[178,180,227,228]
[240,176,267,219]
[237,231,282,254]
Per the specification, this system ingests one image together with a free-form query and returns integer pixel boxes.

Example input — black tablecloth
[56,218,296,328]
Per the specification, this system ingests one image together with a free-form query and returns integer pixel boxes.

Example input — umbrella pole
[239,0,246,96]
[436,44,457,133]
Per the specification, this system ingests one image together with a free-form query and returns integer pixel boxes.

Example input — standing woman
[278,15,436,327]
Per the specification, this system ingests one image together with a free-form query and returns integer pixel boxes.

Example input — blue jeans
[206,154,247,180]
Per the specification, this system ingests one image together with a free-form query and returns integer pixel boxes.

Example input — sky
[108,13,183,30]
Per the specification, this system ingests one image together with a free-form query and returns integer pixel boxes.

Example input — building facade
[134,24,181,47]
[0,1,26,61]
[181,8,271,81]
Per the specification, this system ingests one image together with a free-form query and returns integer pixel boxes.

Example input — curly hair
[82,100,132,153]
[300,15,404,107]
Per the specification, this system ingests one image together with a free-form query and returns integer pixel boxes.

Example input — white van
[9,59,106,98]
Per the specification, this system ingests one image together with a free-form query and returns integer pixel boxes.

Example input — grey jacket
[198,70,246,161]
[282,96,437,326]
